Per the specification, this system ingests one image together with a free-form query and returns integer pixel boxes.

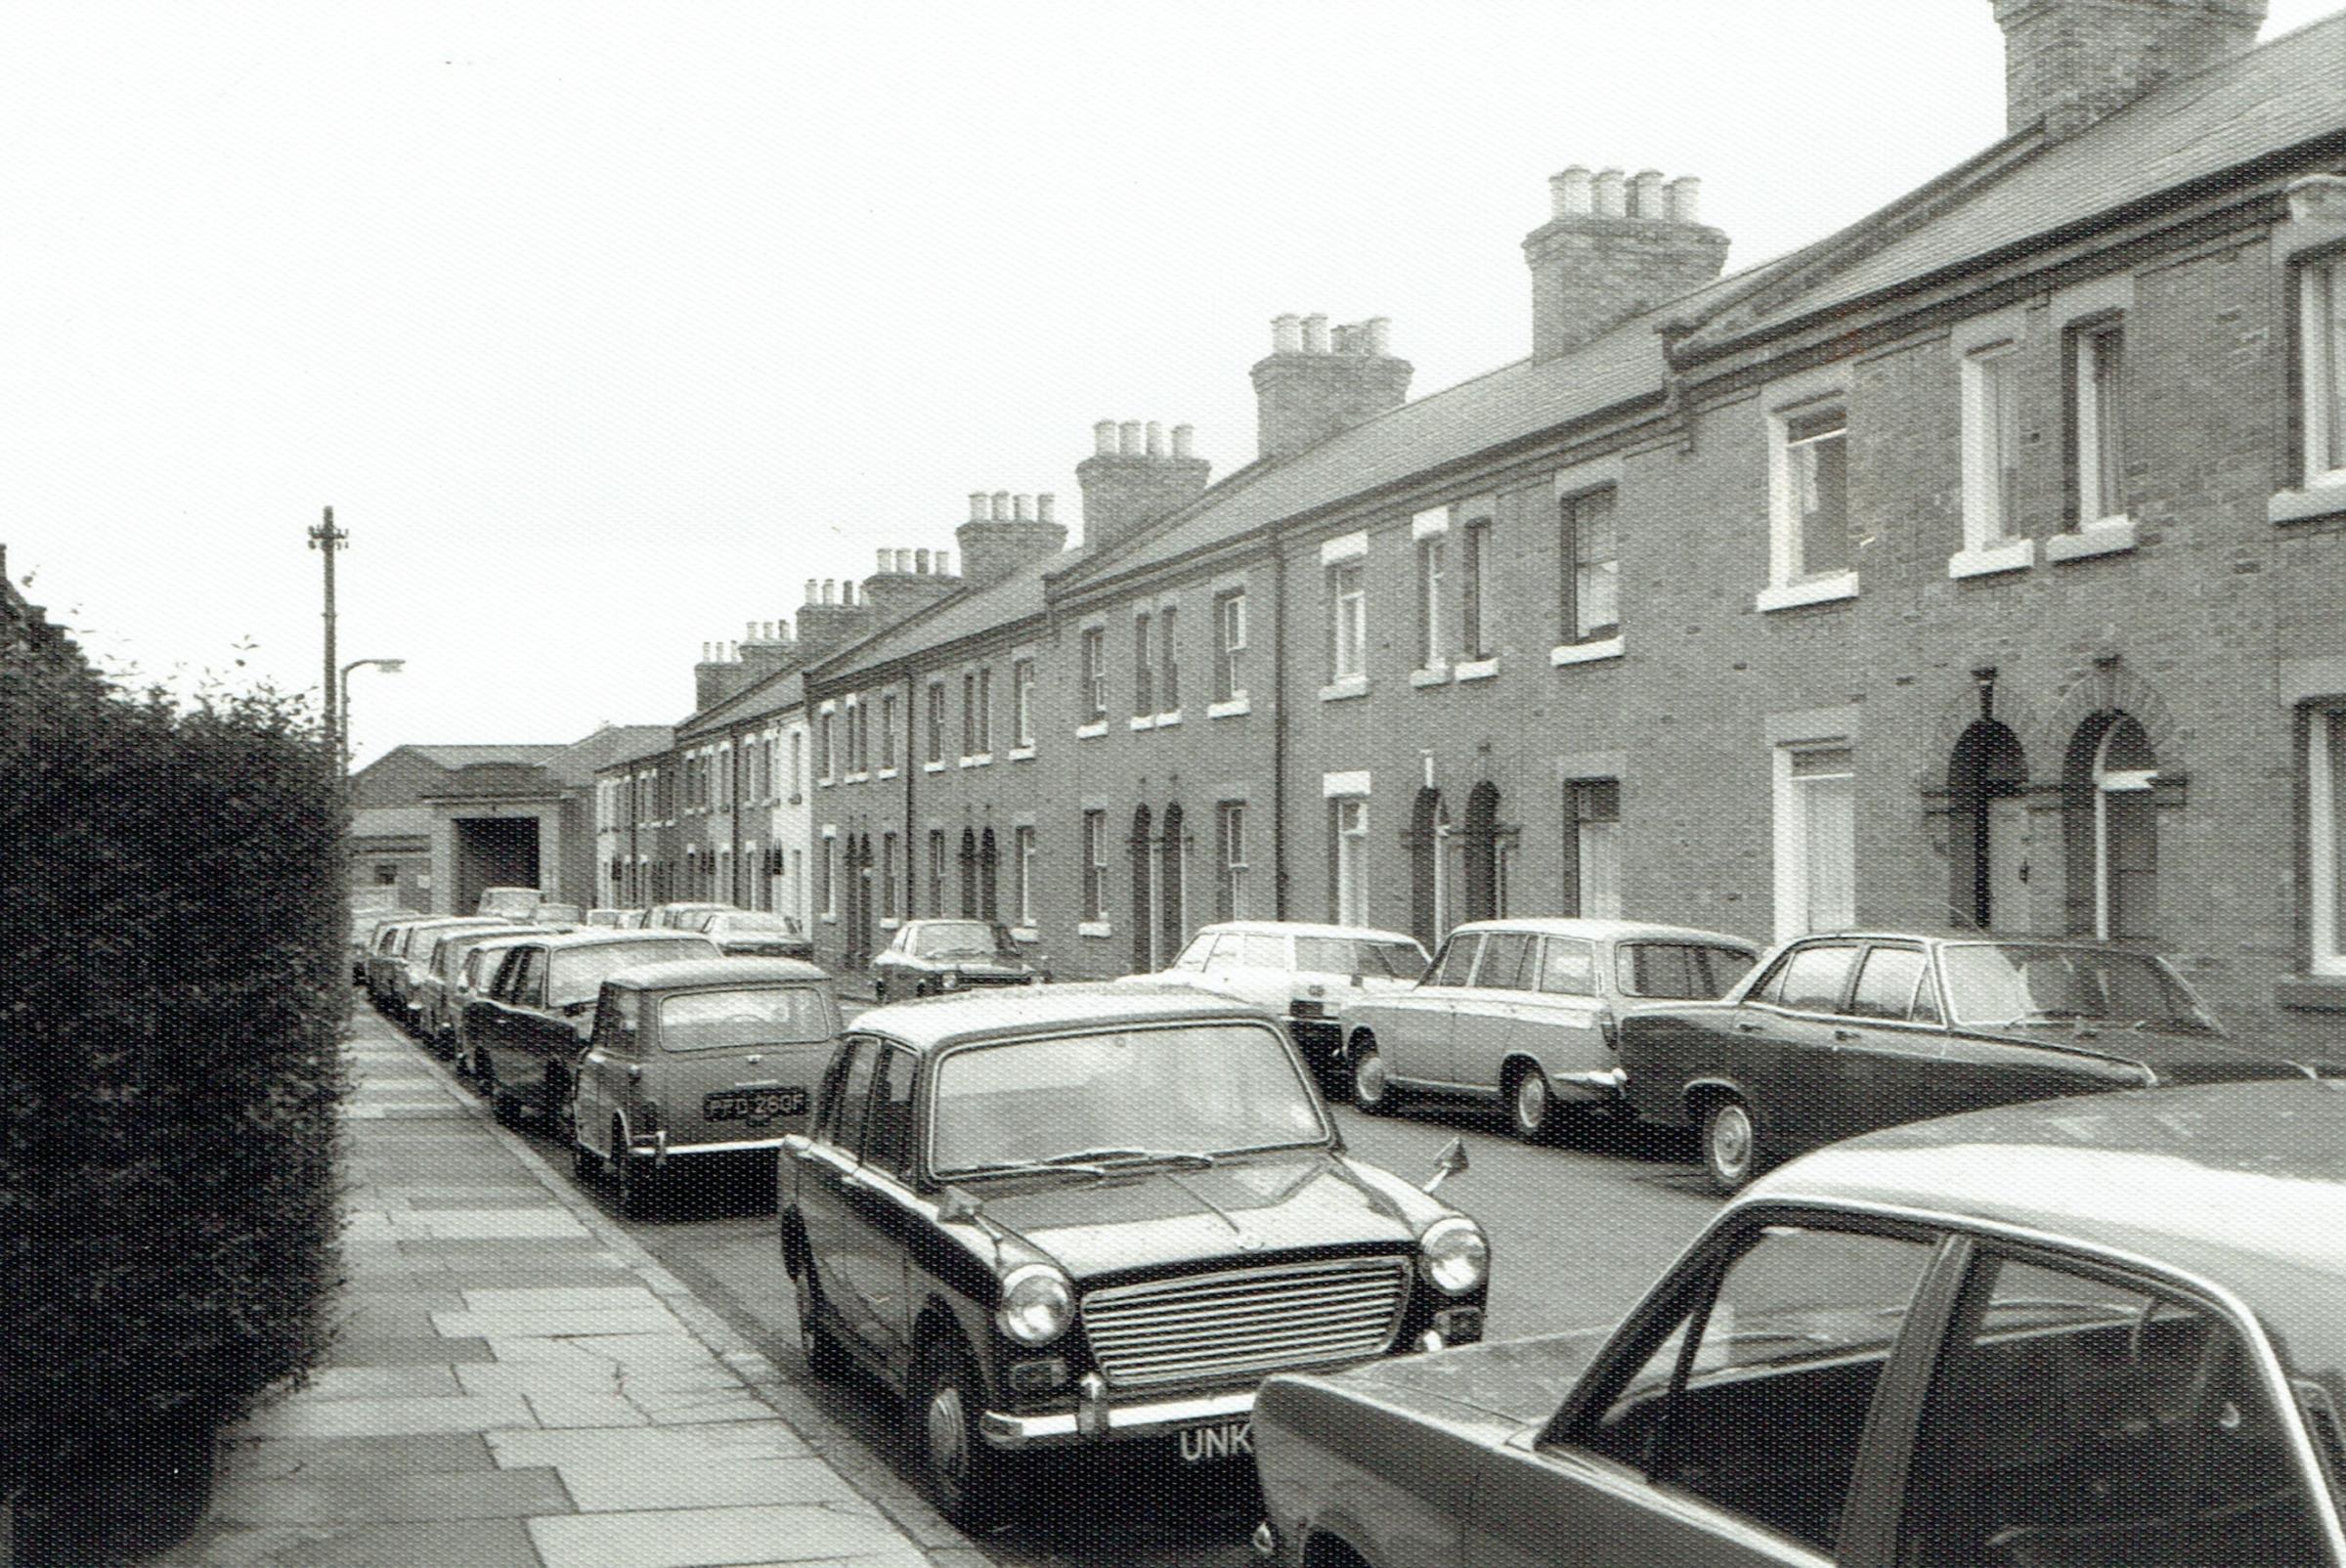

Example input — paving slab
[432,1304,688,1338]
[555,1456,860,1513]
[461,1285,666,1312]
[217,1431,499,1480]
[210,1464,573,1525]
[173,1515,540,1566]
[487,1420,813,1469]
[320,1334,498,1368]
[282,1366,463,1401]
[528,1502,912,1568]
[235,1390,536,1440]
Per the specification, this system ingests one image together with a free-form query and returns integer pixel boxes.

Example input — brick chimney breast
[1249,316,1412,461]
[1993,0,2266,141]
[861,543,963,627]
[958,489,1068,586]
[1524,166,1731,362]
[795,578,878,664]
[1076,421,1211,552]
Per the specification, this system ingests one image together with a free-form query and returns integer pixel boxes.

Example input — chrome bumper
[979,1386,1256,1450]
[1554,1065,1628,1103]
[630,1134,790,1159]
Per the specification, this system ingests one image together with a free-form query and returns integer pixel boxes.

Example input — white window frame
[1772,741,1856,939]
[1012,657,1035,750]
[1212,588,1249,714]
[1960,341,2022,555]
[820,828,840,921]
[2311,708,2346,977]
[2303,250,2346,494]
[1328,559,1367,683]
[1015,825,1037,929]
[1081,626,1108,723]
[1081,810,1109,929]
[1761,388,1859,610]
[2073,320,2126,529]
[1415,535,1445,676]
[1332,797,1369,928]
[1219,801,1248,920]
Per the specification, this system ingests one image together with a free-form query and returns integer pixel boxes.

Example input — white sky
[6,1,2334,767]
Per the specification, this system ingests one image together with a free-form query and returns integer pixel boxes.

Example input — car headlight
[996,1263,1074,1345]
[1419,1216,1489,1296]
[940,972,960,989]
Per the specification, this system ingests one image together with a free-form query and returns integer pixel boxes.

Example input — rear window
[548,938,714,1007]
[657,987,835,1051]
[1292,936,1429,980]
[1619,942,1757,1000]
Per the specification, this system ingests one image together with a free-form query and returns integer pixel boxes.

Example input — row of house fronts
[573,0,2346,1052]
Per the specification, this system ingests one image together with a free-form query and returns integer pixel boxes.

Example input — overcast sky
[7,1,2334,767]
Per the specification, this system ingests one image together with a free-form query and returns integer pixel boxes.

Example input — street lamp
[339,658,406,773]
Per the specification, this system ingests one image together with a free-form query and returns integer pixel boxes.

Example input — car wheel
[544,1069,577,1143]
[1702,1097,1763,1195]
[614,1145,659,1220]
[1350,1036,1393,1115]
[873,979,889,1005]
[794,1259,850,1381]
[911,1337,1008,1528]
[571,1136,601,1184]
[1508,1065,1554,1142]
[482,1059,521,1127]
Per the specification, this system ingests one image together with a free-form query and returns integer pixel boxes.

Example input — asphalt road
[487,1001,1726,1566]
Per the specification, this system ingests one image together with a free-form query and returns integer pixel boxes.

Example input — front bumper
[1555,1065,1629,1103]
[980,1386,1257,1450]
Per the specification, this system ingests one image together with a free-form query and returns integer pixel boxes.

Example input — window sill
[923,761,945,775]
[1411,665,1450,688]
[844,773,868,785]
[1008,745,1036,762]
[1208,695,1251,719]
[1155,709,1182,728]
[2044,516,2137,564]
[816,779,835,791]
[1550,635,1625,667]
[1077,920,1113,939]
[969,753,993,768]
[787,798,802,807]
[2269,483,2346,526]
[1129,715,1155,731]
[877,767,898,781]
[1455,658,1499,682]
[1946,537,2036,580]
[1011,926,1041,944]
[1320,675,1369,703]
[1075,719,1108,740]
[820,913,839,925]
[1756,572,1860,613]
[2277,975,2346,1013]
[878,917,900,932]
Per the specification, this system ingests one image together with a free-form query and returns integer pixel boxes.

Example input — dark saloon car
[779,986,1490,1527]
[465,929,717,1128]
[571,957,842,1217]
[1618,932,2328,1193]
[1255,1078,2346,1568]
[869,918,1045,1001]
[694,909,816,962]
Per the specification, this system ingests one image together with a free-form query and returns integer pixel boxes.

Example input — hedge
[0,654,348,1552]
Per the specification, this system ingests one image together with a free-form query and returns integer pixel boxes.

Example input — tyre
[1350,1035,1393,1114]
[544,1068,577,1144]
[910,1337,1008,1528]
[794,1258,850,1381]
[1701,1097,1763,1195]
[872,979,889,1005]
[571,1134,602,1184]
[1508,1064,1554,1142]
[614,1145,659,1219]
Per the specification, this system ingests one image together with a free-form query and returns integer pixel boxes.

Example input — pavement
[166,1008,982,1568]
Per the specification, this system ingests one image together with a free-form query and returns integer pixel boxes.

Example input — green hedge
[0,658,349,1522]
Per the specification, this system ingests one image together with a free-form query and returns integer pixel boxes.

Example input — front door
[1986,795,2030,935]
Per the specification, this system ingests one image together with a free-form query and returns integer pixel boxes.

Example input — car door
[574,987,638,1156]
[794,1037,880,1347]
[1465,1217,1945,1568]
[1733,941,1862,1158]
[1515,935,1610,1087]
[834,1043,922,1381]
[1220,931,1292,1014]
[1814,942,1953,1146]
[471,945,534,1080]
[1448,931,1535,1092]
[1381,932,1481,1084]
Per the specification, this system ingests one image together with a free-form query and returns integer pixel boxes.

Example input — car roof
[605,956,830,991]
[1191,920,1421,944]
[855,983,1278,1053]
[1749,1079,2346,1375]
[514,930,719,952]
[1450,917,1760,949]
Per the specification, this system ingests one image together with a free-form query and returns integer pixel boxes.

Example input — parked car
[366,916,494,1016]
[466,930,718,1128]
[362,917,431,1009]
[1339,918,1760,1142]
[477,886,544,919]
[779,985,1489,1527]
[537,901,583,925]
[694,909,816,961]
[1619,931,2333,1193]
[417,925,557,1053]
[1122,921,1427,1086]
[387,918,511,1033]
[586,907,640,928]
[1254,1077,2346,1568]
[570,957,843,1216]
[451,932,546,1080]
[870,919,1045,1001]
[646,901,735,931]
[349,906,418,984]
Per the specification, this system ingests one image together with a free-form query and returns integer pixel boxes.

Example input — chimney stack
[1249,315,1413,461]
[796,575,878,664]
[1076,419,1213,551]
[958,481,1069,587]
[1992,0,2265,142]
[1524,163,1731,361]
[694,632,760,712]
[863,539,962,626]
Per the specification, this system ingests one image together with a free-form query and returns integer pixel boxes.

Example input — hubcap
[1516,1073,1547,1130]
[1355,1051,1385,1103]
[927,1382,969,1488]
[1712,1105,1754,1180]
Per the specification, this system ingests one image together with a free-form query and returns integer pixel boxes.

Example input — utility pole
[307,506,346,757]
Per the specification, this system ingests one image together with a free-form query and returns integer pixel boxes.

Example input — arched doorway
[2063,713,2157,940]
[1129,806,1154,972]
[1948,720,2029,934]
[1159,805,1186,960]
[978,829,1000,922]
[1408,787,1450,950]
[1461,782,1501,923]
[958,828,978,919]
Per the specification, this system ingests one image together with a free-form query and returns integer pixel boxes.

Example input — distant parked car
[367,917,499,1016]
[537,901,583,925]
[466,930,718,1128]
[870,919,1045,1001]
[387,919,511,1033]
[476,887,545,919]
[349,906,419,984]
[695,909,816,961]
[452,932,546,1080]
[646,901,735,931]
[1341,918,1759,1141]
[586,907,640,928]
[417,926,556,1053]
[1123,921,1427,1086]
[1619,930,2333,1192]
[570,957,844,1216]
[780,985,1488,1527]
[1254,1078,2346,1568]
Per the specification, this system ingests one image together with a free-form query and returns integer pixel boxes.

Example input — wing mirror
[937,1185,984,1226]
[1422,1136,1469,1195]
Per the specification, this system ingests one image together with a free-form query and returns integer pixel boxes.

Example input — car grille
[1080,1256,1409,1389]
[957,971,1029,986]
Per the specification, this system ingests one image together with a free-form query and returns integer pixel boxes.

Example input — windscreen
[915,921,1012,957]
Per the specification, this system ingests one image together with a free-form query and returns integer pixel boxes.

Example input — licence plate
[705,1086,806,1123]
[1176,1418,1253,1463]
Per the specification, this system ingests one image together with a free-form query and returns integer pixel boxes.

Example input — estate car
[1340,919,1759,1141]
[569,957,843,1216]
[1254,1078,2346,1568]
[1618,932,2331,1192]
[1123,921,1428,1086]
[779,986,1490,1527]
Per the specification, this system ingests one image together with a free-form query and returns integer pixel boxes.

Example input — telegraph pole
[307,506,346,758]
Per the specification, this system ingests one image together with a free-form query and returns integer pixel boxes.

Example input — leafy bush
[0,657,348,1541]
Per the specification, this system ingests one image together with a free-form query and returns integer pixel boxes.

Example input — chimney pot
[1631,170,1667,218]
[730,642,740,663]
[1015,493,1035,521]
[876,547,891,574]
[915,547,931,574]
[746,621,759,642]
[934,549,952,576]
[969,491,988,522]
[1301,313,1331,354]
[1365,318,1393,356]
[991,490,1011,519]
[1170,424,1195,458]
[900,547,917,573]
[804,578,818,605]
[822,580,836,604]
[1146,420,1165,457]
[1593,169,1628,217]
[1037,492,1057,522]
[1330,324,1354,355]
[1118,420,1143,456]
[1272,313,1304,354]
[1666,175,1703,224]
[1094,419,1118,456]
[777,617,790,641]
[1551,166,1594,218]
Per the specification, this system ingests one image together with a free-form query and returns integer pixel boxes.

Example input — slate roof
[814,545,1091,683]
[351,805,432,843]
[675,666,804,739]
[404,743,570,770]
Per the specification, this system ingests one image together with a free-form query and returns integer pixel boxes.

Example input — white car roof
[1191,921,1424,946]
[1446,917,1760,949]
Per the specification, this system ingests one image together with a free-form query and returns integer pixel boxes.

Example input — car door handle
[1833,1028,1861,1042]
[1736,1022,1767,1034]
